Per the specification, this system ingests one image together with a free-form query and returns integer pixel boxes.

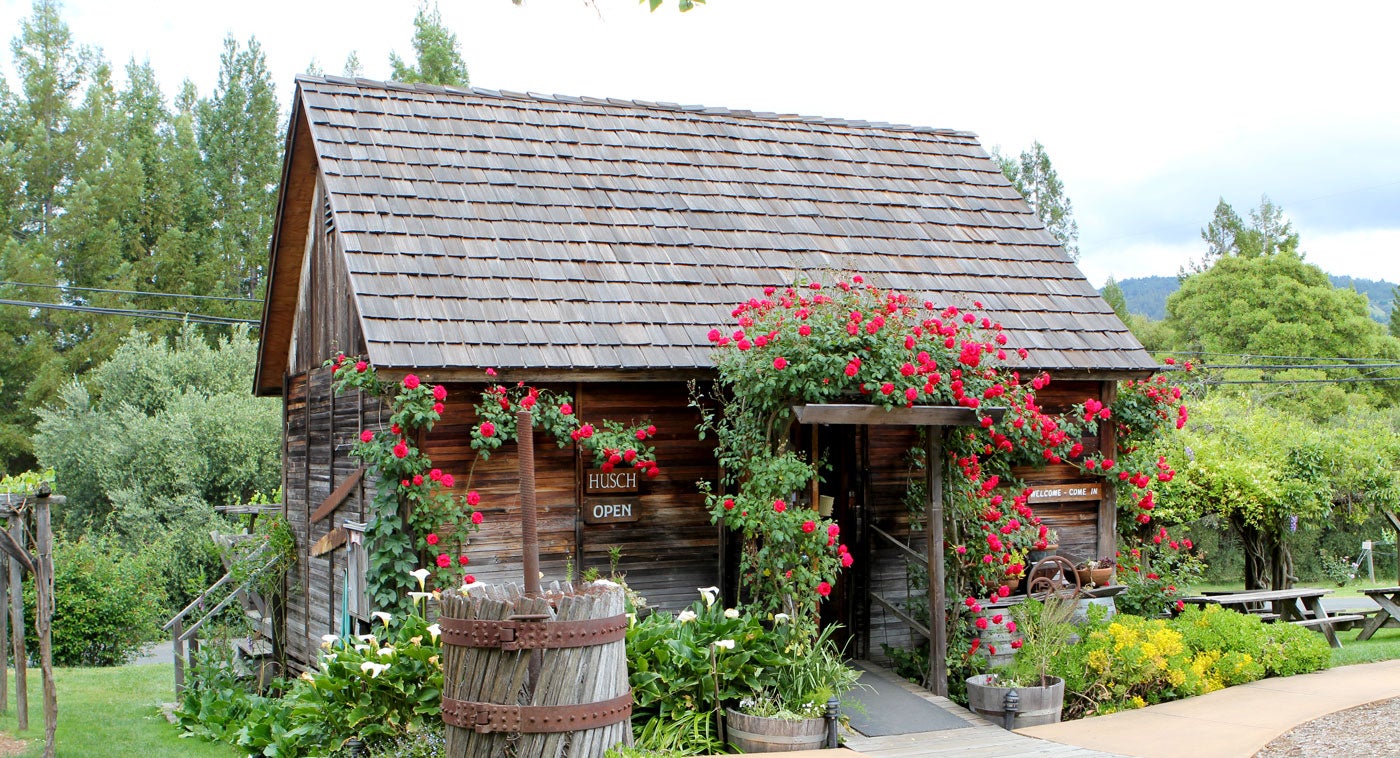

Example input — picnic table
[1180,587,1364,648]
[1357,586,1400,641]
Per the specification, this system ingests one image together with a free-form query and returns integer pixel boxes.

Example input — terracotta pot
[1076,566,1115,587]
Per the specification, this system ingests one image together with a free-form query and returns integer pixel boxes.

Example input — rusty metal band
[440,690,632,733]
[438,613,629,651]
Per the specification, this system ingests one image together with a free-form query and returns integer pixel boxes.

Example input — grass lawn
[1332,625,1400,667]
[0,663,237,757]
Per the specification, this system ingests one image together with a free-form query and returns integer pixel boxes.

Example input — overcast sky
[2,0,1396,288]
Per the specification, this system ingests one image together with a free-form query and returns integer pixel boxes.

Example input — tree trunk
[1232,516,1272,590]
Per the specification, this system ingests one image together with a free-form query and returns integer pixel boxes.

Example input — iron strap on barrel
[440,690,633,734]
[439,613,628,651]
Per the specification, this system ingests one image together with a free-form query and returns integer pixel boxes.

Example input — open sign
[582,497,641,525]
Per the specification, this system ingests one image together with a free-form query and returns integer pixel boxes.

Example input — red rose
[798,325,812,336]
[393,442,409,458]
[432,385,448,401]
[975,617,989,630]
[773,357,788,370]
[463,574,476,584]
[840,552,854,568]
[441,474,455,488]
[723,498,735,510]
[816,581,832,597]
[560,403,573,416]
[360,429,374,443]
[646,466,659,478]
[708,328,722,342]
[635,428,647,441]
[471,511,484,525]
[479,422,495,438]
[429,468,442,481]
[426,533,440,545]
[433,402,444,414]
[412,474,424,486]
[355,360,367,373]
[404,374,420,389]
[773,499,786,513]
[802,520,816,533]
[458,555,469,566]
[436,553,450,568]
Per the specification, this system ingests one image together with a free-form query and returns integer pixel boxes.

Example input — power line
[1199,376,1400,386]
[1189,363,1400,371]
[0,280,263,304]
[1161,350,1400,363]
[0,298,259,326]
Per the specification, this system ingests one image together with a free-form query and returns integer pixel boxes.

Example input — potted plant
[965,595,1075,729]
[1075,557,1116,588]
[725,623,860,753]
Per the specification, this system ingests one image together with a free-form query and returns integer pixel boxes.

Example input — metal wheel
[1025,555,1081,600]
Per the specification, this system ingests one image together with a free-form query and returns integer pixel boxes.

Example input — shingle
[296,76,1155,374]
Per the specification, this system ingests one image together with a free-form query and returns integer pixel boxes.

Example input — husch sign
[583,469,640,524]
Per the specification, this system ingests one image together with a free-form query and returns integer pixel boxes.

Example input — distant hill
[1108,274,1396,325]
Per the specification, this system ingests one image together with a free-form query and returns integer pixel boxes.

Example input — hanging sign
[1024,482,1103,504]
[585,468,639,494]
[582,497,641,525]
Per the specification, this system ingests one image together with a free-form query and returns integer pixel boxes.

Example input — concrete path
[1020,659,1400,757]
[130,639,174,666]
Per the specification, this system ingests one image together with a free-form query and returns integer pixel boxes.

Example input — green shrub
[25,536,165,666]
[1259,620,1332,676]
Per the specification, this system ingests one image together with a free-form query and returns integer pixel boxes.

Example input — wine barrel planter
[725,709,826,753]
[439,580,631,758]
[965,674,1064,729]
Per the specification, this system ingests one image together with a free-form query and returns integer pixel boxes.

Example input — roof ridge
[296,74,978,139]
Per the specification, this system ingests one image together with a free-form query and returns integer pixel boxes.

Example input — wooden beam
[926,428,948,697]
[311,528,348,558]
[1097,381,1119,560]
[312,469,364,525]
[791,404,1004,427]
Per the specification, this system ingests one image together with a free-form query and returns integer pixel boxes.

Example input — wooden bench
[1292,614,1365,630]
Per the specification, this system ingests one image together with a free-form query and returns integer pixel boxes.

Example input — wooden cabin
[253,76,1156,670]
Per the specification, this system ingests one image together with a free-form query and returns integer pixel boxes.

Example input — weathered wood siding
[280,376,719,670]
[282,368,381,671]
[289,179,365,376]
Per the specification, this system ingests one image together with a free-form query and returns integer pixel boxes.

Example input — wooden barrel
[725,709,826,752]
[965,674,1063,729]
[439,580,631,758]
[977,605,1021,670]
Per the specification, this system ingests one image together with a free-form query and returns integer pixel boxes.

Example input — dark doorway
[816,424,869,658]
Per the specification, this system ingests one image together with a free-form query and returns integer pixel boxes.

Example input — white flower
[409,568,432,589]
[372,611,393,627]
[357,633,378,644]
[724,608,740,619]
[408,591,433,604]
[677,609,698,623]
[713,639,735,650]
[360,661,390,678]
[773,613,790,625]
[427,623,441,641]
[320,633,340,648]
[697,586,720,607]
[354,644,371,654]
[378,646,395,657]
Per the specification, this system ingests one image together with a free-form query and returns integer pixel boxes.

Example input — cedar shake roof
[256,75,1155,392]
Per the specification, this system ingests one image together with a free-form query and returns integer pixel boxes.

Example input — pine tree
[389,3,470,87]
[994,141,1079,261]
[1101,276,1130,321]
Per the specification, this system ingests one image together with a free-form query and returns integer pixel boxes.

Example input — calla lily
[320,633,339,648]
[724,608,740,619]
[697,586,720,607]
[677,609,698,622]
[373,611,393,627]
[774,613,790,624]
[713,639,736,650]
[409,568,432,590]
[408,591,433,604]
[360,661,390,678]
[427,623,442,641]
[378,646,395,657]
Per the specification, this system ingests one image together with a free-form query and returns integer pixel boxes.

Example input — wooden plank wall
[290,179,365,376]
[417,380,721,613]
[282,368,381,671]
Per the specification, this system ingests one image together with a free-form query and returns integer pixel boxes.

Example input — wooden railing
[162,541,279,693]
[867,524,931,641]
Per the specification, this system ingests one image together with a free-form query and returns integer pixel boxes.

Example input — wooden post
[172,618,185,693]
[0,527,8,714]
[925,427,947,697]
[9,514,26,732]
[35,494,55,758]
[1096,382,1119,560]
